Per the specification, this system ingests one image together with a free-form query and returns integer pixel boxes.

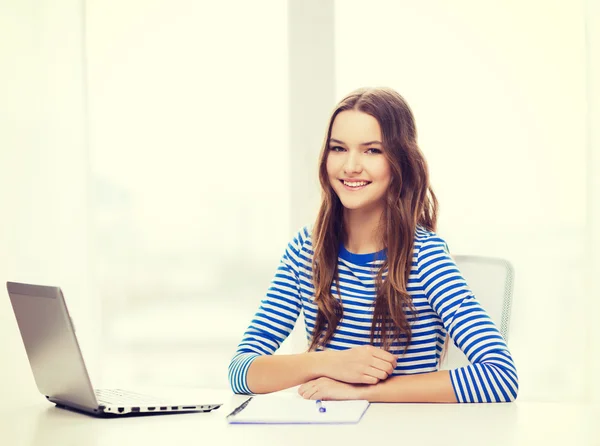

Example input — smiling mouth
[340,179,371,189]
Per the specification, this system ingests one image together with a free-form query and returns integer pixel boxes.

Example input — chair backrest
[440,255,515,370]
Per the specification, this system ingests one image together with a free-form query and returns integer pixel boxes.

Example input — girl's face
[326,110,392,215]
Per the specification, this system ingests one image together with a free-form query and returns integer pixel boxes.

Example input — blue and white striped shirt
[228,226,519,403]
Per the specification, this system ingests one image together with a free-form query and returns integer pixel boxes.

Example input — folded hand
[322,345,397,384]
[298,377,364,401]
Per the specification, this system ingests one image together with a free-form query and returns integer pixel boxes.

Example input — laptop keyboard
[95,389,166,406]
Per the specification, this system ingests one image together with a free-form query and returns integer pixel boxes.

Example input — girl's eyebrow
[329,138,382,146]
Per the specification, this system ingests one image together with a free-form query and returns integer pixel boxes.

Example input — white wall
[85,0,292,388]
[0,0,97,405]
[335,0,588,402]
[586,0,600,404]
[286,0,336,353]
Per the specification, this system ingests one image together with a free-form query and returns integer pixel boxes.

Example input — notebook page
[226,393,370,424]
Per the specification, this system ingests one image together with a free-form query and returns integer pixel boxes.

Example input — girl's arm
[245,351,324,394]
[247,345,397,394]
[363,235,518,403]
[413,235,519,402]
[298,369,457,402]
[228,228,396,394]
[359,370,457,402]
[299,234,518,403]
[228,229,306,394]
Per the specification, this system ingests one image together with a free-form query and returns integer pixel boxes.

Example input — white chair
[440,255,515,370]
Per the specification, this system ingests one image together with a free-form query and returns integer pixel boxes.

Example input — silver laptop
[7,281,222,417]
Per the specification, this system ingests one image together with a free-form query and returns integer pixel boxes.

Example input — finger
[364,365,388,381]
[298,382,313,397]
[361,374,379,385]
[298,381,313,394]
[371,348,398,364]
[371,357,396,375]
[307,391,321,401]
[298,386,314,398]
[303,386,320,400]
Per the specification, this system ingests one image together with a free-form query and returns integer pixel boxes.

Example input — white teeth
[343,181,369,187]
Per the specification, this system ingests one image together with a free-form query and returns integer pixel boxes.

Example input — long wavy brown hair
[309,87,439,354]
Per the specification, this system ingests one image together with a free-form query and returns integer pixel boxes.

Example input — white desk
[1,390,598,446]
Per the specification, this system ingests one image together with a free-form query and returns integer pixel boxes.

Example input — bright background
[1,0,598,405]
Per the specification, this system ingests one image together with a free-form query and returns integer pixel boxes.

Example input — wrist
[359,374,396,401]
[309,350,335,378]
[306,350,329,379]
[356,382,374,400]
[358,373,392,401]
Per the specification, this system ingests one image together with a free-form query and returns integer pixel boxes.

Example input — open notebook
[226,392,370,424]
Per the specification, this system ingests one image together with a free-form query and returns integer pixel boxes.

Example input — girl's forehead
[331,110,382,142]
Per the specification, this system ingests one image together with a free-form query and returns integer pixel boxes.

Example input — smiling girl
[228,87,518,403]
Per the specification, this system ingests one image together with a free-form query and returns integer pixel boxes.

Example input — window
[87,0,290,388]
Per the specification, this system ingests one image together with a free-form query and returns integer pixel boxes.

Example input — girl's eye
[329,146,382,154]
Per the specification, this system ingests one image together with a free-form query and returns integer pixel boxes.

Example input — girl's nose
[343,153,362,174]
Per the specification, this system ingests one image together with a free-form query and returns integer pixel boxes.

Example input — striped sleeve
[417,235,519,403]
[227,228,305,394]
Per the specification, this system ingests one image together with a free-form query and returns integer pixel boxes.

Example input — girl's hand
[298,377,364,401]
[321,345,397,384]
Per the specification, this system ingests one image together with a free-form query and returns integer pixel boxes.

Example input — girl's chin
[339,200,380,212]
[340,199,385,211]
